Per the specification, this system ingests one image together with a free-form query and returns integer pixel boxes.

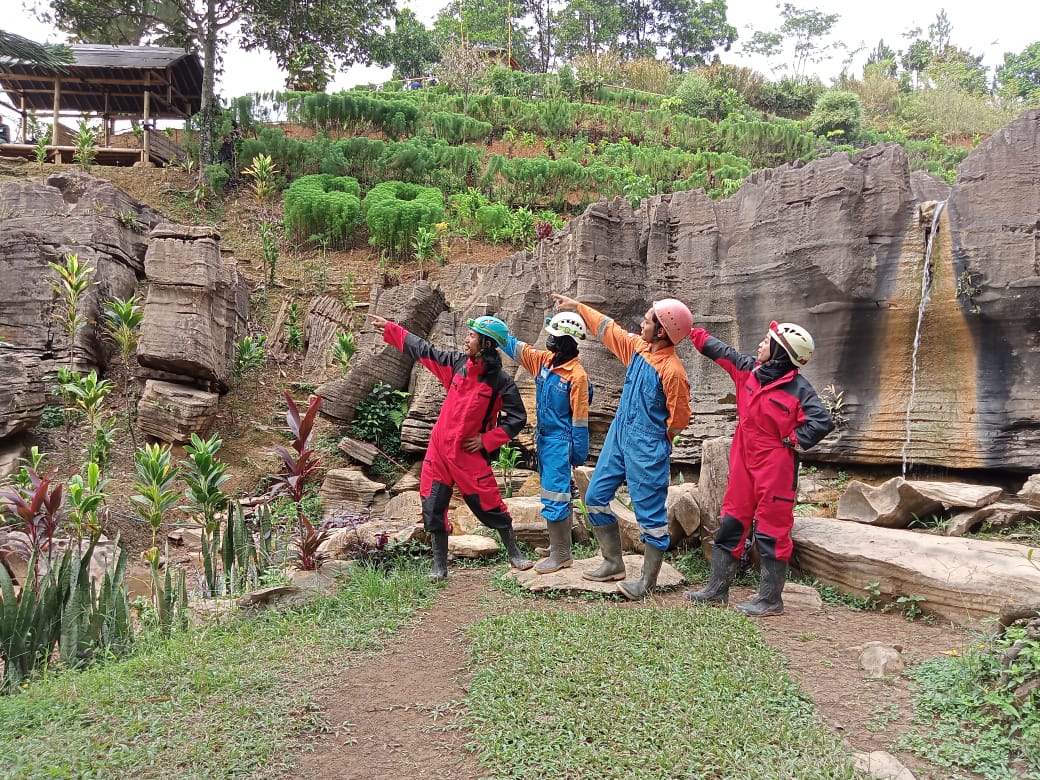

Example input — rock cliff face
[376,110,1040,473]
[0,172,158,438]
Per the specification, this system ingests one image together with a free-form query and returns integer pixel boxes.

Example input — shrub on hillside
[807,89,864,139]
[675,72,749,121]
[283,173,362,245]
[758,76,823,118]
[701,63,768,110]
[361,181,445,262]
[427,111,493,144]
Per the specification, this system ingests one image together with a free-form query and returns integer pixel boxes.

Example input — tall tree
[742,2,840,77]
[617,0,655,59]
[901,36,933,89]
[370,8,440,80]
[521,0,560,73]
[552,0,621,60]
[432,0,535,69]
[996,41,1040,105]
[865,39,898,79]
[38,0,189,46]
[34,0,394,167]
[656,0,736,72]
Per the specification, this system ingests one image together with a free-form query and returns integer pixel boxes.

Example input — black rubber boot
[498,527,533,570]
[682,545,739,605]
[736,558,788,617]
[534,517,573,574]
[428,531,449,583]
[581,522,626,582]
[618,545,665,600]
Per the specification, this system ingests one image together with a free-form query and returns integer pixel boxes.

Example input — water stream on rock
[901,200,946,478]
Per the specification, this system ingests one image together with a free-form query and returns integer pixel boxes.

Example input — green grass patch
[0,562,433,779]
[464,606,859,779]
[896,642,1040,779]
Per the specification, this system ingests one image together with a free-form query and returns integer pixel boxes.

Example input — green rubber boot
[428,531,449,583]
[617,545,665,600]
[498,527,534,571]
[682,545,739,605]
[534,517,573,574]
[735,558,788,617]
[581,522,626,582]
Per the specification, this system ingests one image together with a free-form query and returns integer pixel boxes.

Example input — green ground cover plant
[465,606,859,779]
[0,563,433,778]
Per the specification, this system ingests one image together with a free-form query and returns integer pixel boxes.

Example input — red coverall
[383,321,527,533]
[690,327,834,561]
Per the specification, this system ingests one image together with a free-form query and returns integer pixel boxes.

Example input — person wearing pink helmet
[552,293,692,600]
[684,319,834,616]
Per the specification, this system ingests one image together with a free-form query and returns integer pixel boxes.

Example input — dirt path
[281,570,973,780]
[283,569,491,780]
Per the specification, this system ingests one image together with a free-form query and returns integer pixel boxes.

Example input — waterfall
[901,201,946,478]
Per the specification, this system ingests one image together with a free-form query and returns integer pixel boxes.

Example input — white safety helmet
[769,321,815,366]
[545,311,588,340]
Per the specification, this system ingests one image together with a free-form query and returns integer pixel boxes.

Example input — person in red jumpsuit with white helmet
[369,313,533,582]
[684,320,834,616]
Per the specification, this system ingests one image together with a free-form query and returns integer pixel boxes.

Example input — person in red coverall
[369,313,533,582]
[684,320,834,616]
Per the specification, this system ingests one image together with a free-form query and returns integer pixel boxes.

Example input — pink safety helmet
[652,298,693,345]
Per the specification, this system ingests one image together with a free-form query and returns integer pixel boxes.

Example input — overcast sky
[5,1,1038,108]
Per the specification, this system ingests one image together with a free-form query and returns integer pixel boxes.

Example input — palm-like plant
[0,30,72,71]
[180,433,230,596]
[48,252,97,369]
[130,443,180,555]
[103,295,144,446]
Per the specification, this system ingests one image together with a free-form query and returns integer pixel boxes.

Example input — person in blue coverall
[503,311,591,574]
[552,293,693,600]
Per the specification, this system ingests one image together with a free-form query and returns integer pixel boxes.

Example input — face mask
[546,335,558,352]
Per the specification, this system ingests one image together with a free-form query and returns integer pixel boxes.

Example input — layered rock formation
[376,109,1040,473]
[0,172,158,437]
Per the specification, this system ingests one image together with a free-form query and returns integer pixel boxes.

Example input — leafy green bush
[204,163,230,195]
[349,383,410,479]
[675,72,749,121]
[758,76,824,118]
[283,173,362,245]
[427,111,493,144]
[361,180,444,261]
[808,89,864,139]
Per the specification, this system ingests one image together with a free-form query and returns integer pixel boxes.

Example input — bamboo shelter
[0,44,202,166]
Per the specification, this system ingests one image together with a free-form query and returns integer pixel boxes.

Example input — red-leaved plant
[267,393,329,571]
[0,470,67,581]
[267,392,322,514]
[291,515,331,571]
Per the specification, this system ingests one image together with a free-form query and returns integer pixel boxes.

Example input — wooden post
[103,92,110,146]
[142,76,151,165]
[20,94,27,142]
[52,77,61,162]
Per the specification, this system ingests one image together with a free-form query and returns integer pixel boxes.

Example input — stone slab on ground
[503,554,685,595]
[792,515,1040,622]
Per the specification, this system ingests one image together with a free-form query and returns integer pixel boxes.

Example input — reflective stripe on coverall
[577,303,691,552]
[503,336,590,523]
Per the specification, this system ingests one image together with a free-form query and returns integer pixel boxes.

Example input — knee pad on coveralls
[422,482,453,534]
[714,514,750,556]
[755,530,789,562]
[462,493,512,531]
